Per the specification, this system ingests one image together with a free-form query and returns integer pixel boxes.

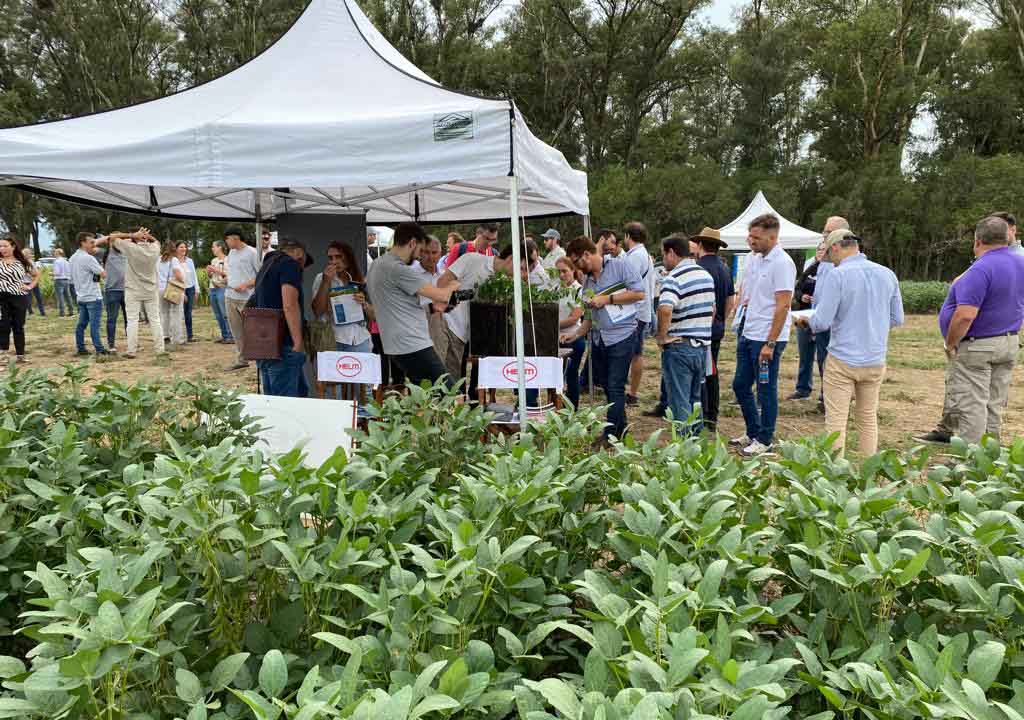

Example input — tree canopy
[0,0,1018,278]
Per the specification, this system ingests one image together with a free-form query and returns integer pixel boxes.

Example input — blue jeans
[55,279,74,315]
[732,336,787,445]
[104,289,126,348]
[336,339,372,353]
[75,300,105,353]
[601,337,634,439]
[27,286,45,315]
[562,337,586,409]
[258,345,308,398]
[662,342,706,435]
[814,331,830,400]
[209,288,232,340]
[183,287,196,340]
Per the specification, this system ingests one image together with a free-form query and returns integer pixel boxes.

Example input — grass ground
[15,307,1023,452]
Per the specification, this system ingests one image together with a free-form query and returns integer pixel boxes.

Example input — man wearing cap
[645,227,735,430]
[794,228,903,456]
[914,216,1024,445]
[253,238,313,398]
[541,229,565,270]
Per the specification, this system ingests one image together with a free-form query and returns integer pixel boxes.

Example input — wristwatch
[765,340,776,349]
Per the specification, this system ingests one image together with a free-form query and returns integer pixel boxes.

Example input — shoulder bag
[163,278,186,305]
[241,253,287,361]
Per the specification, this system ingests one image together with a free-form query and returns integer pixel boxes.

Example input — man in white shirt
[103,227,164,358]
[541,229,565,270]
[437,245,522,386]
[223,228,261,370]
[52,248,75,316]
[623,222,656,406]
[730,214,796,455]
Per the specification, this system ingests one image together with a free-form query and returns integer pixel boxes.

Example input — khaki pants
[823,355,886,456]
[125,291,164,355]
[160,296,186,345]
[441,323,466,384]
[428,312,449,362]
[225,297,248,362]
[945,334,1018,444]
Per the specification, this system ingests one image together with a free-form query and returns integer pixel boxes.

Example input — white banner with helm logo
[316,351,382,385]
[478,356,563,389]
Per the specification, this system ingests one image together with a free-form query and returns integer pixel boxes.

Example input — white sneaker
[741,440,770,456]
[729,434,751,446]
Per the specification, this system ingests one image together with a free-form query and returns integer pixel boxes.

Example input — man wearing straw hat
[644,227,734,430]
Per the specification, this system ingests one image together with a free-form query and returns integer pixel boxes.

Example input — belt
[662,337,709,347]
[963,331,1018,343]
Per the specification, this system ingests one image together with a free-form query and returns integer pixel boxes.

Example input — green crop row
[899,281,950,314]
[1,369,1024,720]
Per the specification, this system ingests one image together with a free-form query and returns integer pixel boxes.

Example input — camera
[445,288,476,312]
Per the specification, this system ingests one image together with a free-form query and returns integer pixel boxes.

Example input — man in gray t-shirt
[100,241,128,350]
[223,229,261,370]
[366,222,459,387]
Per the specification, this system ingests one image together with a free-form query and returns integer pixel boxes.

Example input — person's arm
[758,290,793,363]
[945,305,978,356]
[807,272,838,334]
[418,282,457,303]
[311,273,332,316]
[656,303,673,345]
[437,269,458,288]
[171,259,184,282]
[233,253,258,292]
[890,280,905,329]
[562,317,592,343]
[559,306,583,330]
[725,293,738,319]
[90,255,107,279]
[281,284,304,352]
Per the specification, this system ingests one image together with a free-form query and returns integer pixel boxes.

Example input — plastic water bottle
[758,360,770,384]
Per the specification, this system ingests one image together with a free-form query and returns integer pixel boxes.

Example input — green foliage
[474,272,565,306]
[900,281,950,314]
[3,372,1024,718]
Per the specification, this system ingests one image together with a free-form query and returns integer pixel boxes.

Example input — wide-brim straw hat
[692,227,727,250]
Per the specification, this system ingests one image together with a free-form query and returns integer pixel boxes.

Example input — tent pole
[583,214,592,238]
[254,192,263,262]
[509,174,528,431]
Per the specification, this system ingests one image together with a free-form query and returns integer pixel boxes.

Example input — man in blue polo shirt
[916,216,1024,444]
[562,235,644,442]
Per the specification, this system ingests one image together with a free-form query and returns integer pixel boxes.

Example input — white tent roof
[0,0,588,223]
[719,191,820,250]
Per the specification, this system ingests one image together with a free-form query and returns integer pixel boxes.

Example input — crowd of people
[2,208,1022,455]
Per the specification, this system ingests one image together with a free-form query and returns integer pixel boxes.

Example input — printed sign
[433,111,474,141]
[316,351,382,385]
[238,394,354,467]
[479,356,563,390]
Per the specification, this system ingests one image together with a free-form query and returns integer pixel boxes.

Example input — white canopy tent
[719,191,821,250]
[0,0,588,223]
[0,0,590,425]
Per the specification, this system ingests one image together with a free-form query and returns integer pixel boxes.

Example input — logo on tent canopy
[434,112,474,141]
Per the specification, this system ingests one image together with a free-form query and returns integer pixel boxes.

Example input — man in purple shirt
[917,216,1024,445]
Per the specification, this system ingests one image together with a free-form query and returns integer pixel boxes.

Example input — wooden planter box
[469,301,560,357]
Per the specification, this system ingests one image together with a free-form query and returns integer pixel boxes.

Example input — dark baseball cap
[278,238,314,267]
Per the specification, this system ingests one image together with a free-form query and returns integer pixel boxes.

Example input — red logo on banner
[502,360,538,383]
[336,356,363,378]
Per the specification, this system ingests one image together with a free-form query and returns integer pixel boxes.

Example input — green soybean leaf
[897,548,932,587]
[210,652,250,692]
[967,641,1005,692]
[410,694,461,720]
[259,650,288,699]
[531,679,580,720]
[697,559,728,603]
[0,656,25,679]
[175,668,203,704]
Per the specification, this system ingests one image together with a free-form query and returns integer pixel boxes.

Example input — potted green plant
[470,271,564,356]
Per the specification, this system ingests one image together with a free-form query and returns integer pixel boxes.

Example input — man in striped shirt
[656,234,715,436]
